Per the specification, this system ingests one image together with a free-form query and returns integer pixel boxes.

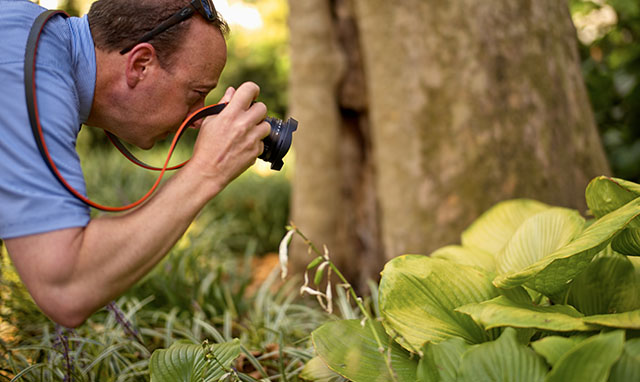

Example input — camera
[260,116,298,170]
[186,103,298,171]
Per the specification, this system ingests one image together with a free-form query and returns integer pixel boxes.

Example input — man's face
[134,17,227,149]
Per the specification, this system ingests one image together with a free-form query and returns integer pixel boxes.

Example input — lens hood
[260,117,298,170]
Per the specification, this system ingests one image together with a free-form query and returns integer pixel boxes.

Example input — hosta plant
[149,339,242,382]
[301,176,640,382]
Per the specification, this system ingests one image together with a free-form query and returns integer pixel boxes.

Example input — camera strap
[104,104,226,170]
[25,10,70,183]
[24,9,227,211]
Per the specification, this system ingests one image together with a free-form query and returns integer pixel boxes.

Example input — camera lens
[260,117,298,170]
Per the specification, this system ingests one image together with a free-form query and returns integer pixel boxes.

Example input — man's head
[88,0,228,68]
[87,0,229,149]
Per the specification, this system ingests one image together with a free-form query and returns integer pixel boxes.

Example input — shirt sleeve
[0,9,90,239]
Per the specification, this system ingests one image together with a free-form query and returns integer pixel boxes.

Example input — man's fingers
[257,120,271,140]
[225,82,260,112]
[250,102,268,126]
[219,86,235,104]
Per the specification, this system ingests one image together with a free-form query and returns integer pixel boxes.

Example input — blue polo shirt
[0,0,95,239]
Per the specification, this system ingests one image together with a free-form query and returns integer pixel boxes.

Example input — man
[0,0,270,328]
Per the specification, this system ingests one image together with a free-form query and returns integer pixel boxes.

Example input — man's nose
[188,101,206,129]
[190,118,203,129]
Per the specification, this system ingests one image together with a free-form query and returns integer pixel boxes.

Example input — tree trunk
[287,0,610,290]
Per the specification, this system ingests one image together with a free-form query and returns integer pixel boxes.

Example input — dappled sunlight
[216,0,264,30]
[572,0,618,44]
[39,0,61,9]
[252,159,275,176]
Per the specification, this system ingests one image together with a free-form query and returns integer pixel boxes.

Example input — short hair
[88,0,229,67]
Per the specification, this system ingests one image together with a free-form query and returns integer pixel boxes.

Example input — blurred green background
[571,0,640,181]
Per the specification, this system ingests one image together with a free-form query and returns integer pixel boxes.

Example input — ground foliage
[300,176,640,382]
[0,140,309,381]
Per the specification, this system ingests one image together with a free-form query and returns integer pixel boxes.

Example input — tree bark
[288,0,610,289]
[288,0,385,288]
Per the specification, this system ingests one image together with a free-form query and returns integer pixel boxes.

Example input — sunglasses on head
[119,0,217,55]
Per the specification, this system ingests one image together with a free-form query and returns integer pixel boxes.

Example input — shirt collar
[67,15,96,124]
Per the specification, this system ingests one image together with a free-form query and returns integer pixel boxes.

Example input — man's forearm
[6,162,224,327]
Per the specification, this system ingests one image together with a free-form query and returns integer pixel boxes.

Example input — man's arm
[5,83,271,328]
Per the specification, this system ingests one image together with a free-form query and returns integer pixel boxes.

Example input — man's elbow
[47,310,89,329]
[33,288,93,328]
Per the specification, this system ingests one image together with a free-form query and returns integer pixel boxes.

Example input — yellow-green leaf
[418,337,471,382]
[430,245,496,272]
[456,295,597,332]
[582,309,640,329]
[586,176,640,255]
[495,208,585,276]
[300,357,348,382]
[461,199,549,255]
[612,228,640,256]
[379,256,500,350]
[494,197,640,296]
[457,328,547,382]
[311,319,418,382]
[585,176,640,220]
[545,330,625,382]
[609,339,640,382]
[531,336,587,367]
[567,250,640,315]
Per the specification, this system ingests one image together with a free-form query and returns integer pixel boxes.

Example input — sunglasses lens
[200,0,215,19]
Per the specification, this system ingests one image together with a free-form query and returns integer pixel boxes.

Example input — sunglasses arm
[119,6,195,55]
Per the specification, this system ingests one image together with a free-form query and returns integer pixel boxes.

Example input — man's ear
[125,43,158,88]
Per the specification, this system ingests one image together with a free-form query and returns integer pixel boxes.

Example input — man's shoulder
[1,1,74,64]
[0,0,45,13]
[0,0,48,28]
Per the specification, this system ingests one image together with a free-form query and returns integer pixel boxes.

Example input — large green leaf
[429,245,496,272]
[567,250,640,315]
[149,339,241,382]
[311,319,418,382]
[545,330,625,382]
[456,328,547,382]
[418,337,471,382]
[461,199,550,255]
[531,336,587,367]
[582,309,640,329]
[609,338,640,382]
[586,177,640,255]
[611,228,640,256]
[379,256,500,350]
[494,197,640,296]
[300,357,348,382]
[495,208,585,275]
[585,176,640,219]
[456,296,598,332]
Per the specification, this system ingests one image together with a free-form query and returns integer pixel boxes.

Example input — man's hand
[188,82,271,192]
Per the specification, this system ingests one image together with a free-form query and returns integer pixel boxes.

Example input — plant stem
[289,225,399,382]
